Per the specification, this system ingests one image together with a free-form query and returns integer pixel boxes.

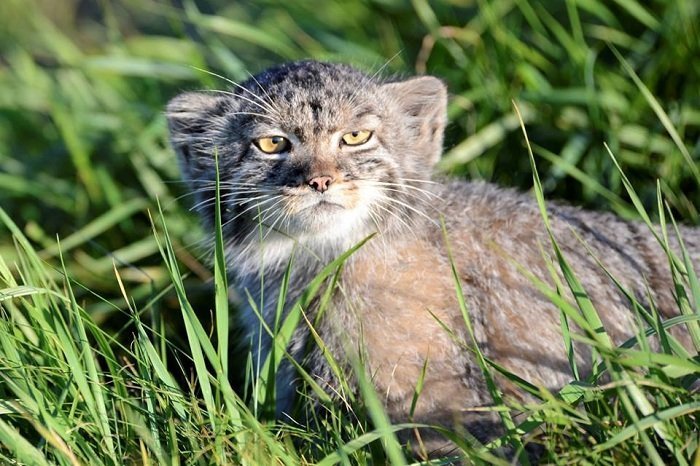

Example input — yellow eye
[255,136,290,154]
[341,130,372,146]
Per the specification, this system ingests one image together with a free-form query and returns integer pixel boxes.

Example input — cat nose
[307,175,333,193]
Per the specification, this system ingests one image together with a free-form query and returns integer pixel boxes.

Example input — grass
[1,0,699,463]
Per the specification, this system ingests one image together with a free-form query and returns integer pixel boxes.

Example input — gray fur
[167,60,695,453]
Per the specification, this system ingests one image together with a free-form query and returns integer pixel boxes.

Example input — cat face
[167,61,447,249]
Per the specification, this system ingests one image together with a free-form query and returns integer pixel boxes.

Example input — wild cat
[167,60,696,451]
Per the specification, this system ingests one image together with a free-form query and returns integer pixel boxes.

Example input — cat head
[167,60,446,250]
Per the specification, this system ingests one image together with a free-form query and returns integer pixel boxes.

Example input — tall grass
[1,0,699,463]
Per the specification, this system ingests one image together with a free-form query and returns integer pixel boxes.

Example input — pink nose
[308,175,333,193]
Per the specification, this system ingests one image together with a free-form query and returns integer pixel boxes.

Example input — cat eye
[255,136,290,154]
[341,130,372,146]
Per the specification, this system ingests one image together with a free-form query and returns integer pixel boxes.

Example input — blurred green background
[1,0,699,324]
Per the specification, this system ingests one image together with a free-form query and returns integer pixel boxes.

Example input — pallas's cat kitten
[167,61,695,448]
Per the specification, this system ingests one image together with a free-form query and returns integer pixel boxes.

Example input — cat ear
[383,76,447,165]
[166,92,225,170]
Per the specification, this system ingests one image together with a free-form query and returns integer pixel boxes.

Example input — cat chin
[285,209,377,241]
[229,219,375,275]
[230,195,380,273]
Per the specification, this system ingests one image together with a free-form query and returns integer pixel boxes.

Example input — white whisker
[247,71,278,114]
[373,202,415,236]
[192,66,279,116]
[382,195,437,226]
[364,180,442,200]
[222,195,283,228]
[397,177,439,185]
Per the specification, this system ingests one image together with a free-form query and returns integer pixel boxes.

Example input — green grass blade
[150,205,219,432]
[38,198,149,259]
[665,205,700,350]
[441,217,529,464]
[213,152,230,377]
[594,401,700,453]
[57,245,117,461]
[256,234,375,405]
[0,418,51,466]
[611,46,700,185]
[350,357,408,466]
[515,101,613,351]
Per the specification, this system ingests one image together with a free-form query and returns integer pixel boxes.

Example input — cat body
[167,60,695,448]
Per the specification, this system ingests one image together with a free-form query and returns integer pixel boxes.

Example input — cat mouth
[310,199,345,211]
